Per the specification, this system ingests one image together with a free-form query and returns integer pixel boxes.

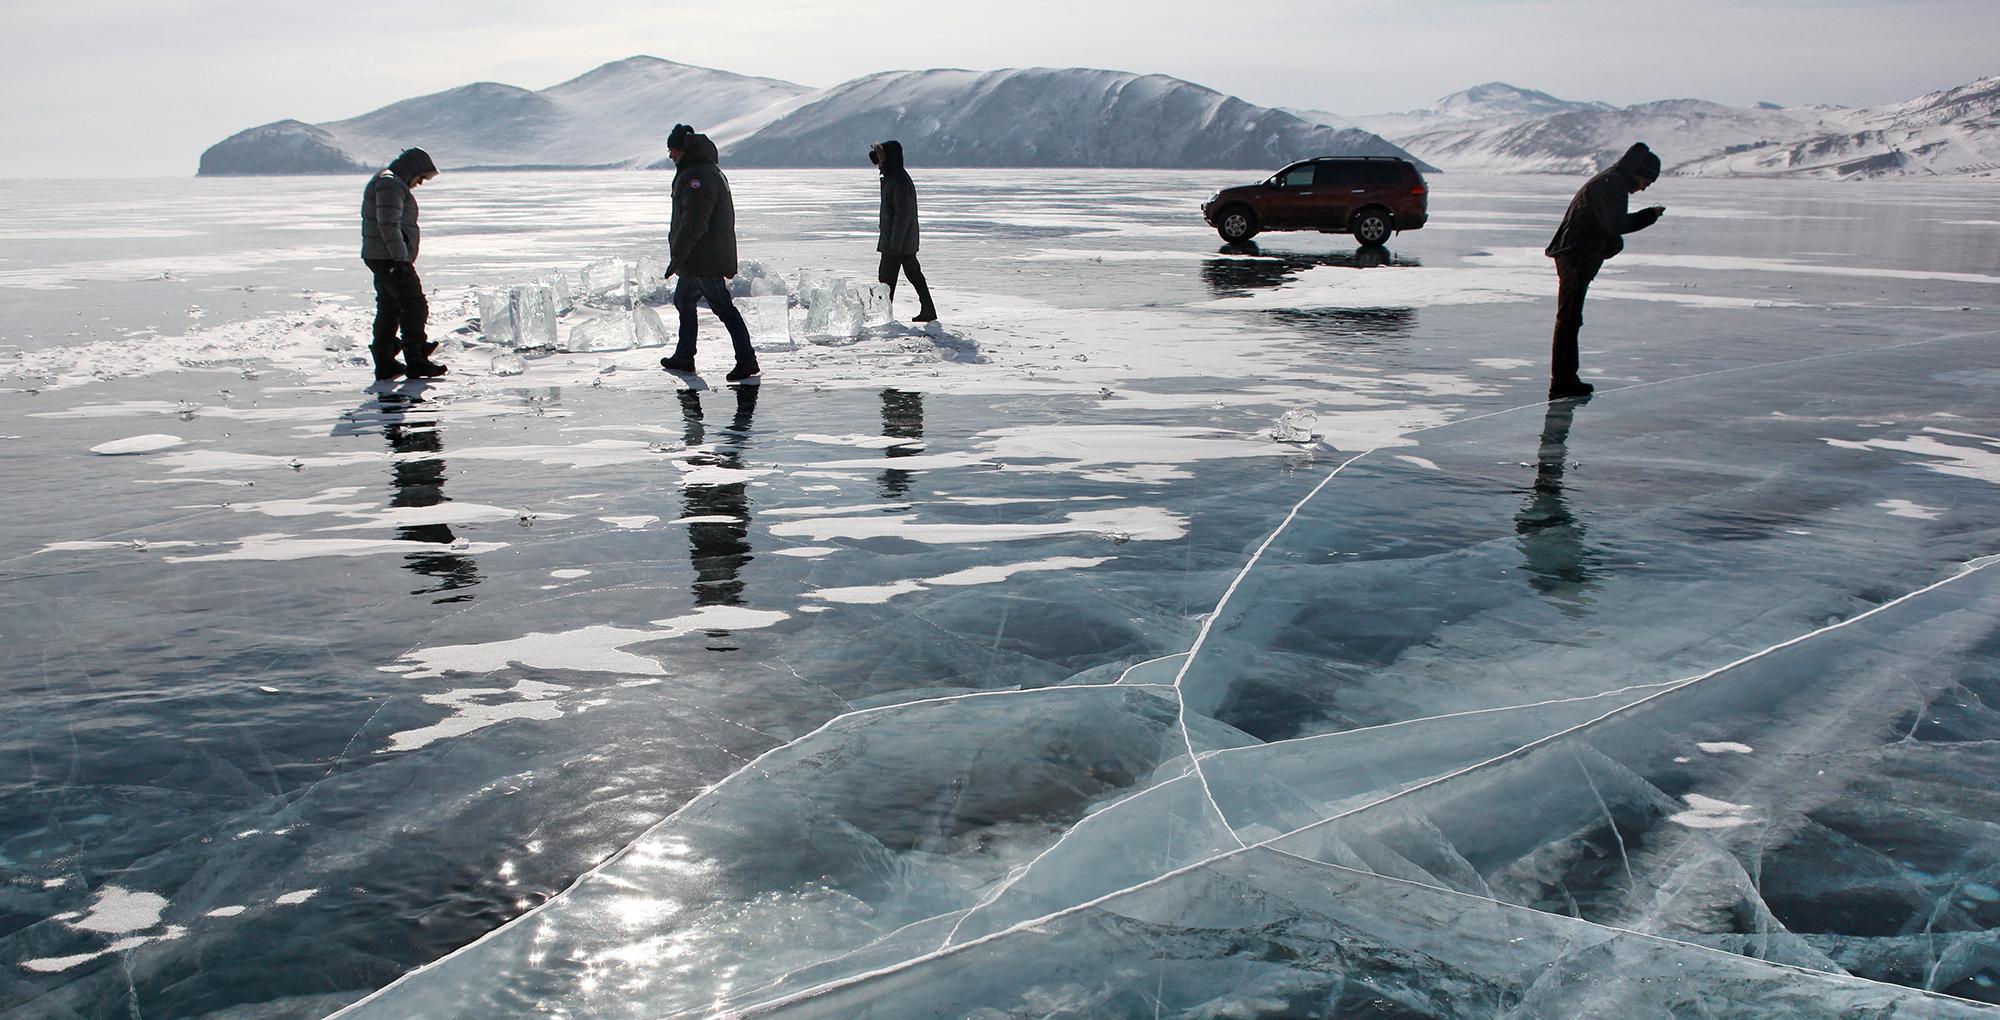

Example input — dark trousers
[877,252,934,310]
[671,275,757,365]
[1551,255,1602,384]
[364,258,428,362]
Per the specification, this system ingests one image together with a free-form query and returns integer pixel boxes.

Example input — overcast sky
[1,0,1993,177]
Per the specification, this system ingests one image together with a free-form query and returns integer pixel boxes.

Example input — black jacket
[876,140,920,256]
[668,132,739,278]
[1545,143,1662,262]
[360,148,437,263]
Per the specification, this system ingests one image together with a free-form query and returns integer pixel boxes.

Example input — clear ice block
[489,352,527,376]
[737,295,792,342]
[563,314,635,353]
[543,272,575,314]
[855,282,891,327]
[1273,408,1317,443]
[511,285,559,350]
[581,259,633,309]
[635,255,669,304]
[477,288,517,348]
[632,306,670,349]
[804,278,859,339]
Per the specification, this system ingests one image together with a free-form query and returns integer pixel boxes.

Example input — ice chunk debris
[476,288,516,348]
[737,295,792,342]
[477,282,562,349]
[580,259,633,310]
[633,306,670,349]
[635,254,669,304]
[564,315,635,354]
[513,284,559,349]
[1272,408,1318,443]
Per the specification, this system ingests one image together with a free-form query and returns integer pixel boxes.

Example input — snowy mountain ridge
[200,57,810,174]
[1292,82,1617,139]
[1392,76,2000,179]
[714,67,1419,170]
[202,59,1421,175]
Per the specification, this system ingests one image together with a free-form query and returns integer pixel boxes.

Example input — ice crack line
[731,555,2000,1016]
[1152,322,2000,866]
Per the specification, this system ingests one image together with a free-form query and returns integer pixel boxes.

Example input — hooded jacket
[361,148,437,263]
[876,140,920,256]
[1545,143,1662,261]
[668,131,739,278]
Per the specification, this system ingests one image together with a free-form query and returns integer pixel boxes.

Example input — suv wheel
[1217,207,1258,243]
[1352,208,1392,247]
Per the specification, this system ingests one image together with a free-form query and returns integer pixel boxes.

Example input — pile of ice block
[797,270,891,341]
[475,274,573,350]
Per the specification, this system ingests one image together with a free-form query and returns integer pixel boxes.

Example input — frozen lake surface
[3,170,1999,1018]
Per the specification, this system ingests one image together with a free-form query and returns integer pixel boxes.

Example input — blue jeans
[672,276,756,365]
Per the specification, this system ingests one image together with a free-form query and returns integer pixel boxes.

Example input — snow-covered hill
[198,57,808,174]
[718,68,1422,170]
[1673,75,2000,178]
[1398,98,1855,176]
[1294,82,1614,139]
[1391,76,2000,179]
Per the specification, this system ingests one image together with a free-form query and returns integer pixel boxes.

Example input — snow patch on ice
[1669,793,1759,830]
[766,503,911,517]
[70,887,168,934]
[769,546,839,559]
[770,508,1185,545]
[90,434,185,455]
[384,680,572,753]
[807,556,1115,606]
[599,516,658,529]
[392,607,790,679]
[1696,741,1754,755]
[1877,498,1943,520]
[164,534,509,563]
[1826,429,2000,485]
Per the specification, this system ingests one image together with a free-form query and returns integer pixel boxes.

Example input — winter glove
[662,262,679,280]
[1635,206,1665,228]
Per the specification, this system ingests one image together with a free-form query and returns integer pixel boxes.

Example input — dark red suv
[1202,157,1428,246]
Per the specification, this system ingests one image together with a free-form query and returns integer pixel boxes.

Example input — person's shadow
[878,388,924,501]
[380,395,481,601]
[678,386,759,630]
[1513,396,1602,616]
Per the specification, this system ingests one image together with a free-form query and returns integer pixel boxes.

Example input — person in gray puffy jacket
[871,140,937,322]
[360,147,447,380]
[1543,142,1665,399]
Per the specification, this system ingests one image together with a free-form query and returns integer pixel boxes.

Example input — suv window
[1365,161,1404,185]
[1313,161,1360,187]
[1278,164,1315,188]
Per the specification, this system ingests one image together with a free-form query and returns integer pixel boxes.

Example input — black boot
[370,341,405,382]
[1548,378,1594,400]
[404,338,448,379]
